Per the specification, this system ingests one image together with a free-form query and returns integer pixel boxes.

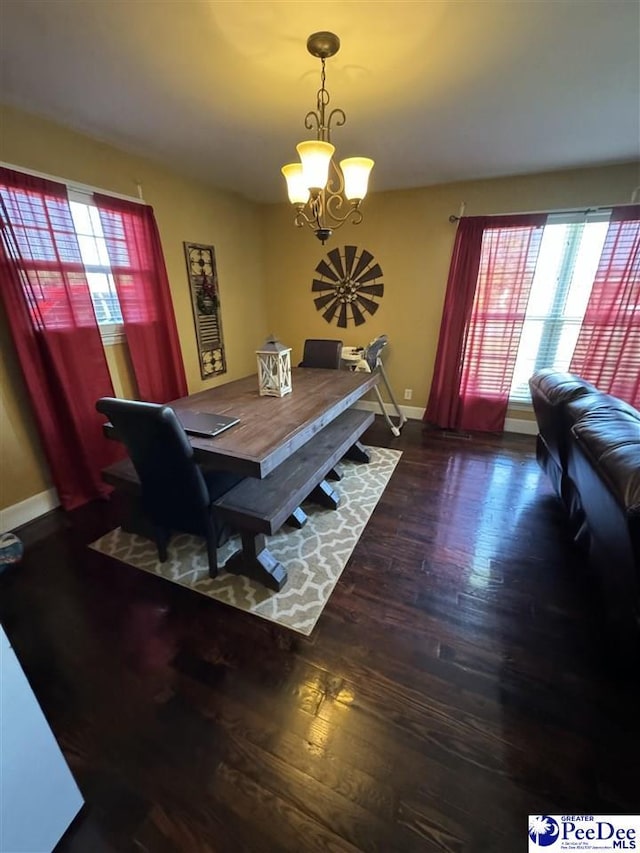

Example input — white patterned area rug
[90,446,401,636]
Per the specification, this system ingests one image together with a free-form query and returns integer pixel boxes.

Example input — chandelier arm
[325,157,353,224]
[325,108,346,142]
[326,157,344,197]
[293,206,327,235]
[293,195,360,231]
[293,209,310,228]
[304,110,322,135]
[295,193,325,231]
[325,189,347,221]
[324,197,363,228]
[311,192,322,219]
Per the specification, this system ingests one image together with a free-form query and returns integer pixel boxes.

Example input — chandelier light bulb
[340,157,375,201]
[296,140,335,192]
[281,163,310,205]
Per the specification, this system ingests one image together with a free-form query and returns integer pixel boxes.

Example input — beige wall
[0,305,53,505]
[0,104,268,510]
[1,102,638,514]
[262,162,639,411]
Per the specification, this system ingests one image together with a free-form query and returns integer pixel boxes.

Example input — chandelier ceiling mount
[306,31,340,61]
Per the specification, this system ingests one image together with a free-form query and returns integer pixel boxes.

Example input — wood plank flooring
[1,419,638,852]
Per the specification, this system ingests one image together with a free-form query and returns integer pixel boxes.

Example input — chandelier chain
[317,58,328,139]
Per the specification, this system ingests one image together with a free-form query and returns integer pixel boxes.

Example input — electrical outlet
[404,388,413,400]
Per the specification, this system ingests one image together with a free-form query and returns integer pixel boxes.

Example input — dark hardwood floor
[2,418,638,852]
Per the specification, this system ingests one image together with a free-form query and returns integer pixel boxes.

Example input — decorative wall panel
[184,242,227,379]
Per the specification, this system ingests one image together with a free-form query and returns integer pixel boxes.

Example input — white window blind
[68,195,124,342]
[509,210,611,403]
[0,172,127,344]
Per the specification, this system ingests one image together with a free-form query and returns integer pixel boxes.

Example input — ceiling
[1,1,638,203]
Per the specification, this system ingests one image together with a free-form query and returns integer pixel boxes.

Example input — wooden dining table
[169,367,378,477]
[103,367,379,590]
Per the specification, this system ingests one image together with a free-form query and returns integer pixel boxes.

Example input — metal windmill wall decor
[312,246,384,327]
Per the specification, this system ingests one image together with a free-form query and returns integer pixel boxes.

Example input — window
[0,182,124,344]
[68,193,124,344]
[509,211,610,403]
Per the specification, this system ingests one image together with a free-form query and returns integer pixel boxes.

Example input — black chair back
[96,397,210,536]
[299,339,343,369]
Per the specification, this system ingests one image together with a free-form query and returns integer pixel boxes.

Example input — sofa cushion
[572,410,640,514]
[528,369,597,407]
[528,370,598,467]
[565,391,640,428]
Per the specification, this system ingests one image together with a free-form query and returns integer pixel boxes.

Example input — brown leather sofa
[529,369,640,653]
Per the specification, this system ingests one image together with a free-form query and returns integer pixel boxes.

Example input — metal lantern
[256,335,292,397]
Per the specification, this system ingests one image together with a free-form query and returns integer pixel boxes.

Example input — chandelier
[281,32,374,244]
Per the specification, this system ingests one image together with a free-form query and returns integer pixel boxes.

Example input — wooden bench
[101,407,374,591]
[214,407,373,589]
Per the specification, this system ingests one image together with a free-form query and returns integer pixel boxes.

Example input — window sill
[100,325,126,346]
[507,400,534,412]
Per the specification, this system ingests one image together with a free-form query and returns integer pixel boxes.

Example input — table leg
[224,531,288,591]
[308,479,340,510]
[343,441,371,463]
[286,506,308,529]
[326,464,343,481]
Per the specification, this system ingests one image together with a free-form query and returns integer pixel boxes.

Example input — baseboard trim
[0,488,60,533]
[354,400,424,421]
[355,401,538,436]
[504,417,538,436]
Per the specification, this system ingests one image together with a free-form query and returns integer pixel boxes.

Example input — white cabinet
[1,625,84,852]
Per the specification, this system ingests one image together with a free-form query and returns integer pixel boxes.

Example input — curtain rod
[448,205,595,223]
[447,200,640,223]
[0,160,145,204]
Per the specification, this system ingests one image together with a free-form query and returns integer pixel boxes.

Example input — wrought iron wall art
[184,242,227,379]
[312,245,384,327]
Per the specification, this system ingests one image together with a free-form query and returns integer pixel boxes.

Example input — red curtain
[424,217,487,428]
[0,167,120,510]
[94,195,187,403]
[425,214,545,431]
[569,205,640,408]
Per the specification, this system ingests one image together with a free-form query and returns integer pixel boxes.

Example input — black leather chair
[96,397,242,578]
[299,339,343,369]
[298,338,345,486]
